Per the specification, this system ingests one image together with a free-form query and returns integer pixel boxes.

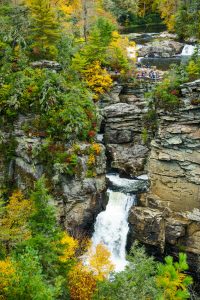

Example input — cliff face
[129,80,200,270]
[102,81,154,176]
[0,115,107,234]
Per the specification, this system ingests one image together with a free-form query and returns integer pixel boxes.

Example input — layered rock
[102,82,154,176]
[129,80,200,270]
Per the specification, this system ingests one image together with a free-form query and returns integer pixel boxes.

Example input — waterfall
[181,44,195,56]
[92,189,135,272]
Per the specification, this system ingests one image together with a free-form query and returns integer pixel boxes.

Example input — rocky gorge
[1,74,200,272]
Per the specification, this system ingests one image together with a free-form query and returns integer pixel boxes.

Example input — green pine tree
[156,253,193,300]
[28,0,60,59]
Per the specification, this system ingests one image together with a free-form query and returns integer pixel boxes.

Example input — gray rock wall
[102,81,154,176]
[0,115,107,234]
[129,80,200,270]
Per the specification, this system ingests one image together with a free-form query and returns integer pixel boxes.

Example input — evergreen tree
[19,177,71,298]
[27,0,60,59]
[5,248,57,300]
[157,253,193,299]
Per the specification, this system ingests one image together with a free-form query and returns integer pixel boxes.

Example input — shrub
[186,60,200,81]
[93,243,193,300]
[82,61,113,100]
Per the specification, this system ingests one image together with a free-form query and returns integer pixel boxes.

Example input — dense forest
[0,0,200,299]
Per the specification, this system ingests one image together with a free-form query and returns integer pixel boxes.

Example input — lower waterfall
[91,189,135,272]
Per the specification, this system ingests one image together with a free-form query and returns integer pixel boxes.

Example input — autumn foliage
[68,243,114,300]
[83,61,112,100]
[0,258,15,296]
[87,243,115,281]
[68,263,97,300]
[58,232,78,263]
[0,191,33,252]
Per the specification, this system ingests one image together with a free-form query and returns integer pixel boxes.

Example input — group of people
[136,69,160,80]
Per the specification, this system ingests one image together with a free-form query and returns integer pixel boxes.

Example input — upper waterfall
[181,44,195,56]
[92,190,135,272]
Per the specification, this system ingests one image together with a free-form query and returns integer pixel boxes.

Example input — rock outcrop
[0,115,107,234]
[102,82,154,176]
[129,80,200,271]
[138,40,184,58]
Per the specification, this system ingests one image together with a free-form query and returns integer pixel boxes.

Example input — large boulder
[102,83,152,176]
[138,40,184,58]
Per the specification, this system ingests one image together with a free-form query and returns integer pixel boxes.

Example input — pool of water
[138,56,190,71]
[121,24,166,34]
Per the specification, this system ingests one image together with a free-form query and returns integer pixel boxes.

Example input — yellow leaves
[156,0,177,31]
[156,253,192,300]
[68,243,114,299]
[91,143,101,155]
[67,242,114,298]
[108,32,131,71]
[59,232,78,262]
[88,154,95,166]
[156,270,187,300]
[186,60,199,80]
[111,30,121,42]
[87,243,115,281]
[0,191,33,249]
[51,0,82,17]
[0,258,15,293]
[83,61,112,100]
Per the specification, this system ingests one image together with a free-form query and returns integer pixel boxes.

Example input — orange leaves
[68,263,97,300]
[68,243,114,299]
[91,143,101,155]
[83,61,112,100]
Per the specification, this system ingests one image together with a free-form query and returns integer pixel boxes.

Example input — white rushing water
[107,174,138,188]
[92,190,135,272]
[181,44,195,56]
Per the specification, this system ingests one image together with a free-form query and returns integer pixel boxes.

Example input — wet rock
[107,174,149,193]
[107,143,149,176]
[138,40,184,58]
[129,207,165,252]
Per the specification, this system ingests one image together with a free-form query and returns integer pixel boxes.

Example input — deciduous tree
[68,263,97,300]
[87,243,114,281]
[0,191,33,253]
